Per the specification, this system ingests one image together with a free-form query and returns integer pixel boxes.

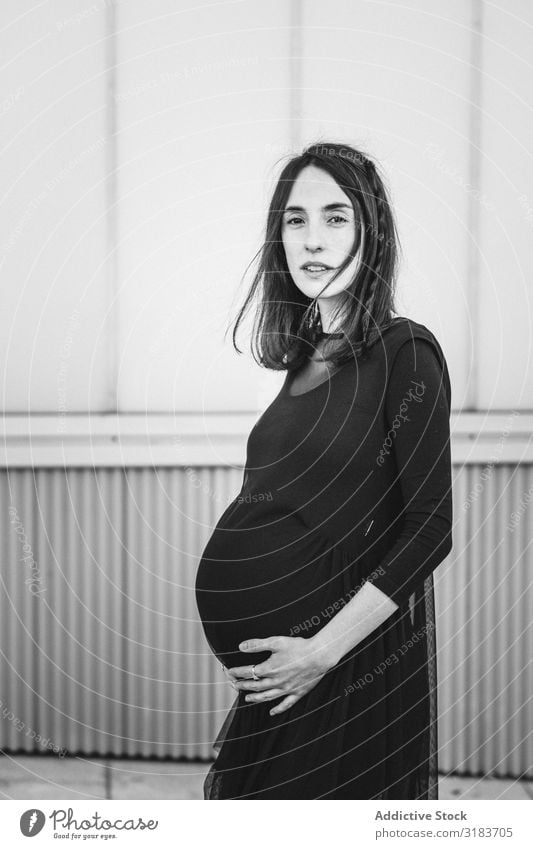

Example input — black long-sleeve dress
[195,316,453,799]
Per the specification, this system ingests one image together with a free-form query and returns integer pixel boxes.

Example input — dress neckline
[282,359,351,399]
[282,317,407,399]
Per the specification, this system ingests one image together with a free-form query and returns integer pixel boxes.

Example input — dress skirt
[196,523,438,800]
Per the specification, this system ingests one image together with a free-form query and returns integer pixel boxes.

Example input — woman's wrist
[306,582,399,672]
[307,629,345,671]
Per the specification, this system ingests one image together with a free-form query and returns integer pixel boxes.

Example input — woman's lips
[301,264,335,278]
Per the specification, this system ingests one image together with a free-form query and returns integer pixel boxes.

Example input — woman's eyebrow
[283,202,353,213]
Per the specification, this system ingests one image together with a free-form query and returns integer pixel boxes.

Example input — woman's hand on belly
[226,635,336,716]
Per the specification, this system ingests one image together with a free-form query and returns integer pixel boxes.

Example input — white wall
[0,1,531,413]
[0,0,113,413]
[114,0,292,412]
[477,1,533,410]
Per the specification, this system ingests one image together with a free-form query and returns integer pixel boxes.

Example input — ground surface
[0,756,531,800]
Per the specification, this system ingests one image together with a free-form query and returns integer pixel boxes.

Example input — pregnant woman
[195,142,453,800]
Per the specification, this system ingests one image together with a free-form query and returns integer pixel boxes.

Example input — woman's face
[281,164,361,303]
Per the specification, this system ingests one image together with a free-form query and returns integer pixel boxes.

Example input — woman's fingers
[221,665,242,688]
[228,665,276,681]
[237,636,282,654]
[232,677,275,693]
[228,663,268,679]
[269,694,299,716]
[244,688,284,703]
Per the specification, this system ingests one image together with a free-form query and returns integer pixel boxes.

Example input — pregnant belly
[195,521,355,669]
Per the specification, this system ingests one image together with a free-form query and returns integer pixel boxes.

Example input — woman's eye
[284,215,349,226]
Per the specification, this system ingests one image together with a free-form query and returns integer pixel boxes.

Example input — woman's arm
[365,335,453,606]
[310,334,453,662]
[307,581,399,669]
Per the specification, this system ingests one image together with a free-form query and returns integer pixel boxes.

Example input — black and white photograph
[0,0,531,839]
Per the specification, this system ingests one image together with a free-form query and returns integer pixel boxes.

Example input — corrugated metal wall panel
[436,464,533,778]
[1,470,39,753]
[1,464,531,776]
[1,469,126,757]
[0,467,239,761]
[122,467,240,759]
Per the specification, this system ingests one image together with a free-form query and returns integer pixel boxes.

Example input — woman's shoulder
[377,315,451,406]
[372,315,447,363]
[380,314,442,343]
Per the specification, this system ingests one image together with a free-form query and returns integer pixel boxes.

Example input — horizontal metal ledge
[0,412,531,467]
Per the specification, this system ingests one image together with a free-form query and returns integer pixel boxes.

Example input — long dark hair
[230,142,401,369]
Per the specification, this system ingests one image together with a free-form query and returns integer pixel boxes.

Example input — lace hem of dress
[422,572,439,800]
[203,693,240,799]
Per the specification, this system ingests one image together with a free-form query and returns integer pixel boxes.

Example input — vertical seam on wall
[121,468,129,755]
[106,1,120,413]
[33,470,41,750]
[467,0,484,411]
[106,7,127,750]
[289,0,303,150]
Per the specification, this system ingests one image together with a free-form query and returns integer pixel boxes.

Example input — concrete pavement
[0,756,531,800]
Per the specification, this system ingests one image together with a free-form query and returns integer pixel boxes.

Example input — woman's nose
[304,225,325,252]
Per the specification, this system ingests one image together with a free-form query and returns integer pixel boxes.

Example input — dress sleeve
[367,335,453,608]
